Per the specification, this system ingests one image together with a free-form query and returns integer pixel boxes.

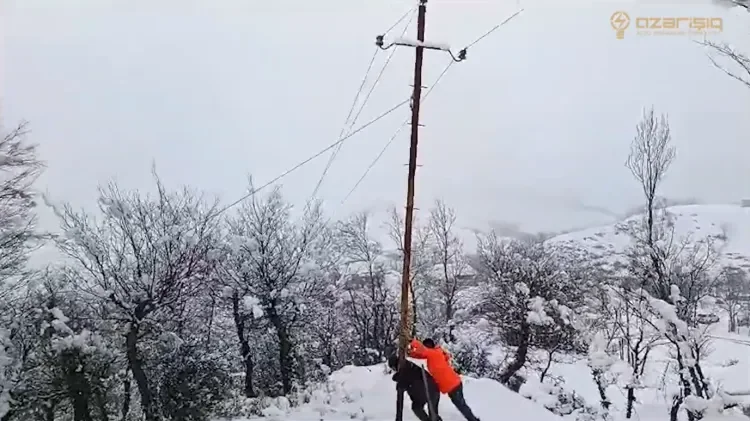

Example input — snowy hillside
[548,204,750,271]
[225,364,562,421]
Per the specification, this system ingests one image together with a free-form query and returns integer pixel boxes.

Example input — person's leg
[411,402,432,421]
[433,394,443,421]
[425,393,440,421]
[448,383,480,421]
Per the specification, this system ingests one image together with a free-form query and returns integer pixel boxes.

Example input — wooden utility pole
[375,2,468,420]
[396,1,427,421]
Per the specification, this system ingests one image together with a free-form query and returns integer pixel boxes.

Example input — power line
[347,8,417,134]
[341,60,455,206]
[310,50,379,199]
[213,97,411,218]
[463,8,524,50]
[385,5,417,35]
[310,6,417,200]
[176,7,421,236]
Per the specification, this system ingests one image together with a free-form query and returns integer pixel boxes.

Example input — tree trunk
[94,388,110,421]
[121,375,131,421]
[126,324,157,421]
[499,322,530,385]
[670,396,682,421]
[232,292,256,397]
[626,386,635,418]
[44,402,55,421]
[268,307,294,394]
[540,348,555,383]
[64,355,93,421]
[591,368,611,410]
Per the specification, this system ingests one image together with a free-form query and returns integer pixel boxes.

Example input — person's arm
[408,338,429,359]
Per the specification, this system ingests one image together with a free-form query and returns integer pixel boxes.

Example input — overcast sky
[3,0,749,248]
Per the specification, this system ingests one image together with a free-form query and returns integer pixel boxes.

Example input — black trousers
[412,399,442,421]
[447,383,480,421]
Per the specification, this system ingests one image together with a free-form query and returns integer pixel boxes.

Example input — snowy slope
[539,205,750,414]
[547,205,750,271]
[228,364,563,421]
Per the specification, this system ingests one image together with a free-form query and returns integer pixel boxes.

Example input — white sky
[2,0,749,250]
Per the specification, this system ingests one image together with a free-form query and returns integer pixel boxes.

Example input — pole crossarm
[375,34,467,62]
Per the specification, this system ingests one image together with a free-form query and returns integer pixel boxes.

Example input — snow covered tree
[474,234,578,387]
[592,284,660,418]
[2,272,119,421]
[51,174,224,421]
[222,185,333,395]
[0,121,45,421]
[334,212,398,365]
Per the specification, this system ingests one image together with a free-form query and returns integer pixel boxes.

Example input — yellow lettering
[661,18,677,29]
[627,15,721,34]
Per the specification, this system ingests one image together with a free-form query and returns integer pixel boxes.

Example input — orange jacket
[407,338,461,394]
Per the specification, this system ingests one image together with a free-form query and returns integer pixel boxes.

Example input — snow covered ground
[219,325,750,421]
[223,362,562,421]
[218,312,750,421]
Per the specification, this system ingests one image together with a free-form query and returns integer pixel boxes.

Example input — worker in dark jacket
[388,354,443,421]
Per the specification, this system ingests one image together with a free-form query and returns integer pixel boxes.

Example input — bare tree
[427,199,468,341]
[52,174,222,421]
[717,266,749,333]
[385,206,433,336]
[625,106,676,300]
[335,212,398,364]
[698,40,750,89]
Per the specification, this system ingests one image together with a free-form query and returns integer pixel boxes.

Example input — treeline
[1,106,750,421]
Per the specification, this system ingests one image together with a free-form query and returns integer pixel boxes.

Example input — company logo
[610,11,723,39]
[611,11,631,39]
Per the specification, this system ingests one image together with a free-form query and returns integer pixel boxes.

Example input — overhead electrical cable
[309,6,417,199]
[340,59,455,206]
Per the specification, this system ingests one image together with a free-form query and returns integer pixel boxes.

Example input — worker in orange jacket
[408,337,481,421]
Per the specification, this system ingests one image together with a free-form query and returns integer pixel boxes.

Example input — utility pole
[396,1,426,420]
[375,2,467,421]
